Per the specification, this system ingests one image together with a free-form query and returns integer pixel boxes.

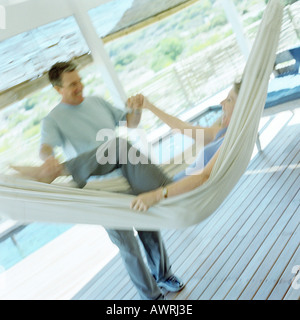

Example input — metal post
[68,0,127,108]
[221,0,250,60]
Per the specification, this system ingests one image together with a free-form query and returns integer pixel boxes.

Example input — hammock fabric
[0,0,283,230]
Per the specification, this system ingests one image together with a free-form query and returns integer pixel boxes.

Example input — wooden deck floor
[73,105,300,301]
[0,104,299,300]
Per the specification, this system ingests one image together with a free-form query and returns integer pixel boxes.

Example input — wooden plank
[222,181,299,299]
[98,270,131,300]
[199,173,299,299]
[254,226,300,300]
[110,275,135,300]
[284,288,300,301]
[187,158,300,300]
[237,208,299,300]
[282,246,300,301]
[206,144,300,299]
[210,177,300,300]
[73,254,124,300]
[178,127,298,298]
[174,127,299,299]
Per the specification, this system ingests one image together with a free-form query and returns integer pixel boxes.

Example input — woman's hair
[233,76,243,95]
[48,61,78,87]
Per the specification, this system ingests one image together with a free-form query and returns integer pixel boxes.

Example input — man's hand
[127,94,144,113]
[41,156,62,179]
[126,94,144,128]
[40,143,54,162]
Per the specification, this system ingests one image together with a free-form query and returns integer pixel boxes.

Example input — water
[0,223,72,270]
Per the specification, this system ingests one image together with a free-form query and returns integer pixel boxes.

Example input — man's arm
[126,109,142,128]
[126,94,143,128]
[39,143,54,161]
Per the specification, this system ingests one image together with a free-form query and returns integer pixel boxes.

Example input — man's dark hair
[48,61,78,87]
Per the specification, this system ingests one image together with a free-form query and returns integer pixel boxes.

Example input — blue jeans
[106,228,172,299]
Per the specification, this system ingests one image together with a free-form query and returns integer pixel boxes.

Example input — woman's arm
[143,97,220,145]
[130,147,221,211]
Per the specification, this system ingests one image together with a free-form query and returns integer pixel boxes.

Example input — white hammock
[0,0,283,230]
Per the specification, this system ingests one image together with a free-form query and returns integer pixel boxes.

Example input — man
[40,61,184,299]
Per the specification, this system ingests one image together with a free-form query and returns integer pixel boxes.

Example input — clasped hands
[127,94,151,113]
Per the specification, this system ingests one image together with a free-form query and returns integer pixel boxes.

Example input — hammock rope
[0,0,283,230]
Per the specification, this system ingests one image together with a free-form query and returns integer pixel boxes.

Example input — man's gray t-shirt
[41,96,127,159]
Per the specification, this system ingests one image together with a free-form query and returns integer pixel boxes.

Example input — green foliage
[114,52,137,69]
[23,124,40,139]
[159,37,184,61]
[188,30,232,56]
[282,0,298,5]
[209,13,227,28]
[7,112,29,129]
[24,99,35,111]
[151,55,174,72]
[0,138,10,153]
[265,0,297,4]
[197,0,214,15]
[150,37,184,71]
[244,11,264,26]
[0,128,8,137]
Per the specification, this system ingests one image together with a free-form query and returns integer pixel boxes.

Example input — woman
[11,80,241,212]
[130,79,241,211]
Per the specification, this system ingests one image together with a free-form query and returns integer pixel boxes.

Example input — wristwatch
[162,187,168,199]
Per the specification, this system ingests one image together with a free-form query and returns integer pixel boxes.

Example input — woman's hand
[130,189,162,212]
[127,94,144,113]
[128,94,152,110]
[142,96,153,110]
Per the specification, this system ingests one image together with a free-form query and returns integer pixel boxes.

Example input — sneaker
[157,275,185,293]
